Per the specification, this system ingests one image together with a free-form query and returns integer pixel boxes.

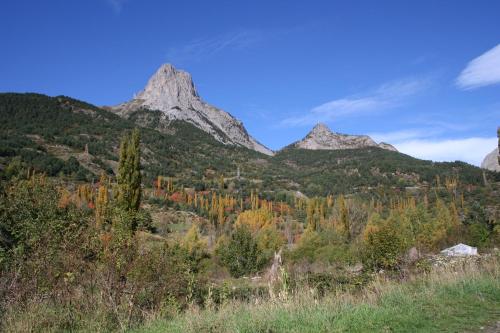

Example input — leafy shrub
[466,223,490,247]
[182,224,209,270]
[216,226,265,277]
[288,228,358,265]
[362,213,411,270]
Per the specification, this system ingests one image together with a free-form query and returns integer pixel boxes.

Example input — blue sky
[1,0,499,165]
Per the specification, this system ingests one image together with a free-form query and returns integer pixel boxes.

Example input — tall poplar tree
[338,195,350,240]
[117,129,142,212]
[95,172,109,229]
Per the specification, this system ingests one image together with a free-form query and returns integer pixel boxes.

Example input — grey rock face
[112,64,273,156]
[291,123,398,151]
[378,142,398,152]
[481,147,500,172]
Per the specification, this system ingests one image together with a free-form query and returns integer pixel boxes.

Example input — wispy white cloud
[166,30,263,63]
[281,76,431,127]
[456,44,500,89]
[310,97,384,117]
[105,0,128,14]
[370,127,496,166]
[394,137,497,166]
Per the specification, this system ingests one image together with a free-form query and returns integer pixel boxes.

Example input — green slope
[0,93,267,186]
[0,93,496,196]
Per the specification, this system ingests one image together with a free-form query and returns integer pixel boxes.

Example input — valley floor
[131,258,500,333]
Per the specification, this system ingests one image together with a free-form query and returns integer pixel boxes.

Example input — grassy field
[132,258,500,333]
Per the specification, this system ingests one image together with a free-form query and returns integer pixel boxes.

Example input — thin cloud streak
[106,0,128,14]
[281,76,431,127]
[456,44,500,89]
[165,26,306,64]
[166,30,263,63]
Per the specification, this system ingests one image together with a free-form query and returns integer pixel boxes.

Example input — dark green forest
[1,93,498,197]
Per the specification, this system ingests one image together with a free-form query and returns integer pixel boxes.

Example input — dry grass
[133,255,500,333]
[2,256,498,333]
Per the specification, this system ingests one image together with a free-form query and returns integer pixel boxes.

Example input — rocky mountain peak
[112,64,274,156]
[310,123,333,136]
[135,63,200,110]
[291,123,398,152]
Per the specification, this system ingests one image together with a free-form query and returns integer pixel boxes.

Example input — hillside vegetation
[2,93,498,197]
[0,93,264,187]
[0,93,499,332]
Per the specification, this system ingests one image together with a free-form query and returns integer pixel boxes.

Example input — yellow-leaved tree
[182,223,208,263]
[236,207,274,233]
[362,212,412,270]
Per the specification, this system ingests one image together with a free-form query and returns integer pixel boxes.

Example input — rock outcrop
[377,142,398,152]
[112,64,273,156]
[290,123,398,151]
[481,147,500,172]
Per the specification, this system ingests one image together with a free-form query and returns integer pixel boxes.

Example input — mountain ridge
[110,64,402,156]
[1,92,493,197]
[288,123,398,152]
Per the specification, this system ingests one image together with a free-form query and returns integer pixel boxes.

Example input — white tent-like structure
[441,243,478,256]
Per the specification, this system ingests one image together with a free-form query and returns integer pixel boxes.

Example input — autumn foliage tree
[236,207,274,233]
[337,195,350,240]
[362,213,411,270]
[95,172,109,229]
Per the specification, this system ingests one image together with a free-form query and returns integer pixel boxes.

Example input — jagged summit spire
[158,63,176,72]
[154,64,193,83]
[313,122,329,130]
[310,123,333,135]
[135,64,199,107]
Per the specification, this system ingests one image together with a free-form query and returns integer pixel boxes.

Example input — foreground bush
[215,226,265,278]
[0,176,205,332]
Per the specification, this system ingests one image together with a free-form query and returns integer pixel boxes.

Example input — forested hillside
[1,93,498,198]
[1,96,499,331]
[0,93,265,186]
